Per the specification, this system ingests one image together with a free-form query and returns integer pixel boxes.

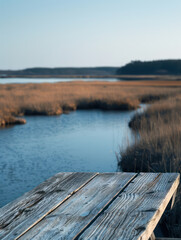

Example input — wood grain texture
[19,172,136,240]
[79,173,180,240]
[0,172,97,240]
[0,172,179,240]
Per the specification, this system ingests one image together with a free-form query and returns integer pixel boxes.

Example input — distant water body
[0,78,119,84]
[0,106,146,207]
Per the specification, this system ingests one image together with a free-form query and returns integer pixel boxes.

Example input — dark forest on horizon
[1,60,181,77]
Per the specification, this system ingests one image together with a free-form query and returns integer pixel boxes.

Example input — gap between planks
[15,172,99,240]
[77,173,180,240]
[4,172,178,240]
[73,173,139,240]
[16,172,138,240]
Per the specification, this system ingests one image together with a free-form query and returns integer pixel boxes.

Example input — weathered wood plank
[79,173,179,240]
[18,172,136,240]
[0,172,98,240]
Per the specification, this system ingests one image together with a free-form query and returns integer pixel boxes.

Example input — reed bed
[1,80,181,126]
[119,95,181,237]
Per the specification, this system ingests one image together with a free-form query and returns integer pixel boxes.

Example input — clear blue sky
[1,0,181,69]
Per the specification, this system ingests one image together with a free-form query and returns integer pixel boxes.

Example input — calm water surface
[0,107,145,207]
[0,78,119,84]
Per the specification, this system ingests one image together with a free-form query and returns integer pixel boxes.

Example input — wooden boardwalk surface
[0,172,179,240]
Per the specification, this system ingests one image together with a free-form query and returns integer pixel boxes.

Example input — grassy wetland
[1,80,181,126]
[1,80,181,237]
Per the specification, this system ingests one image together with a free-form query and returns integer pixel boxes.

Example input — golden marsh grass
[120,94,181,237]
[1,80,181,126]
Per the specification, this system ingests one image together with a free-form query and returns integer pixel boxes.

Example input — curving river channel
[0,106,146,207]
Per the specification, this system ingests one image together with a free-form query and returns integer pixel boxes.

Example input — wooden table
[0,172,179,240]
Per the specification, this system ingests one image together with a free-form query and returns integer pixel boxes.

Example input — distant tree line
[117,60,181,75]
[0,67,118,76]
[1,60,181,77]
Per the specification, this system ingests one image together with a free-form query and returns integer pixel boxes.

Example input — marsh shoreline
[1,81,181,127]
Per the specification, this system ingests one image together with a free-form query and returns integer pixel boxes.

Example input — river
[0,78,119,84]
[0,106,146,207]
